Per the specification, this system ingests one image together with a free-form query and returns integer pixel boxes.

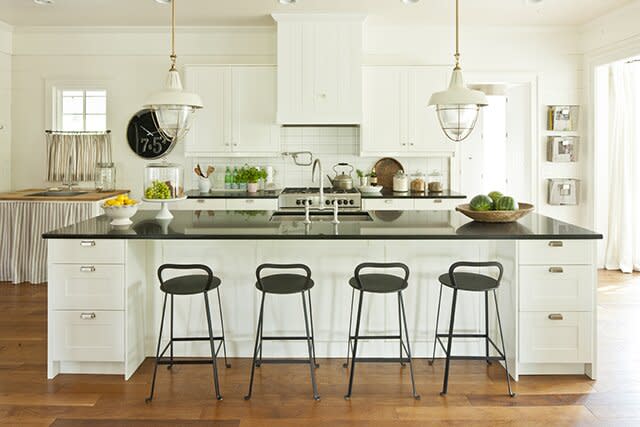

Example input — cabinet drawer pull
[548,267,564,273]
[548,241,564,247]
[245,199,255,203]
[548,313,564,321]
[80,266,96,273]
[197,199,205,204]
[80,312,96,320]
[80,240,96,247]
[384,200,393,204]
[433,199,443,204]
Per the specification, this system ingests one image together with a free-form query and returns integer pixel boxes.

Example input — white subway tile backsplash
[190,126,450,191]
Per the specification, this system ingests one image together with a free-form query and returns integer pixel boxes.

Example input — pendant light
[144,0,203,142]
[428,0,487,142]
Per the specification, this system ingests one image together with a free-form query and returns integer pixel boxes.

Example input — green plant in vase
[237,166,267,193]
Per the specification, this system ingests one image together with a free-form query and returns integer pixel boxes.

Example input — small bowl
[103,204,139,226]
[358,185,383,194]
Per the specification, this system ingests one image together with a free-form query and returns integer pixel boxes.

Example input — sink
[28,191,89,197]
[270,211,373,223]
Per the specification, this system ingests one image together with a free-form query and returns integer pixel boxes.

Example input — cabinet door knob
[197,199,205,204]
[401,142,407,146]
[246,199,255,203]
[384,199,393,204]
[548,313,564,321]
[80,266,96,273]
[80,240,95,247]
[548,266,564,273]
[80,313,96,320]
[433,199,443,204]
[548,241,564,247]
[410,142,414,146]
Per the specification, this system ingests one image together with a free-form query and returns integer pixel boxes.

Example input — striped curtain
[46,132,112,182]
[0,202,94,284]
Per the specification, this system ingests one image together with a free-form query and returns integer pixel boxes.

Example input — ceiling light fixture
[144,0,203,143]
[278,0,297,4]
[33,0,54,5]
[428,0,488,142]
[401,0,420,4]
[155,0,171,4]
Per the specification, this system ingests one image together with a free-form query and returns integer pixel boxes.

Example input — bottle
[369,168,378,186]
[231,167,239,190]
[224,167,232,190]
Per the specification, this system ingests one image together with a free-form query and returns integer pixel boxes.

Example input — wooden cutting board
[374,158,405,190]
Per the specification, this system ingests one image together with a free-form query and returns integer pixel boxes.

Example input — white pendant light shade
[144,69,203,141]
[429,69,488,142]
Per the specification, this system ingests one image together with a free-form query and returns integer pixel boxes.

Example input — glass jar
[410,171,426,193]
[144,161,184,200]
[428,170,443,193]
[393,170,409,192]
[95,162,116,192]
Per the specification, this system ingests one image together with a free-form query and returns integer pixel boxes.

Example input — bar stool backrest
[448,261,504,289]
[255,263,312,291]
[157,264,214,293]
[353,262,410,290]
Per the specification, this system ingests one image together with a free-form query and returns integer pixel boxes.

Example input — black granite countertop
[43,210,602,241]
[360,189,466,199]
[186,189,281,199]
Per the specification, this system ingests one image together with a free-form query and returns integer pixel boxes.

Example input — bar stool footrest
[156,358,219,365]
[353,357,411,364]
[256,358,315,365]
[350,335,402,340]
[261,336,312,341]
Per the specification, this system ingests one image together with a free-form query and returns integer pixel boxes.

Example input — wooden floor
[1,270,639,426]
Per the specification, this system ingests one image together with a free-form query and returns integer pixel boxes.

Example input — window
[56,89,107,131]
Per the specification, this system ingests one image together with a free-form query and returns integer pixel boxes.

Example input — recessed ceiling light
[402,0,420,4]
[279,0,297,4]
[33,0,54,4]
[155,0,171,4]
[525,0,544,4]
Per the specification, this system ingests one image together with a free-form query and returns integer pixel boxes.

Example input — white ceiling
[0,0,631,27]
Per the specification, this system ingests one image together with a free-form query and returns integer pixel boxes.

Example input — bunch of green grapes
[145,180,171,199]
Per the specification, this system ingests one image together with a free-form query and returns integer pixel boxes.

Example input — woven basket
[456,203,534,223]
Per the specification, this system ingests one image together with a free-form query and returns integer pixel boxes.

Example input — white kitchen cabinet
[273,14,364,125]
[362,198,459,211]
[361,66,451,156]
[184,66,280,157]
[226,199,278,211]
[172,198,226,211]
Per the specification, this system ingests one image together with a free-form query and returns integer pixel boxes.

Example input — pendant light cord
[170,0,177,71]
[454,0,460,70]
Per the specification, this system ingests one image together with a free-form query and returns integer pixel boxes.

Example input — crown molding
[13,25,275,35]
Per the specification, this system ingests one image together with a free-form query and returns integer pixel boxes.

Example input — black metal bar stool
[429,261,515,397]
[146,264,230,402]
[244,263,320,401]
[344,262,420,400]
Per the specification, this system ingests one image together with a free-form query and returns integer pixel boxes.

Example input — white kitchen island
[43,209,602,383]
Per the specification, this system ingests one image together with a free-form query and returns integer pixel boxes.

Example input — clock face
[126,109,176,159]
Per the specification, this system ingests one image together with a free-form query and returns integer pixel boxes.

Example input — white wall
[10,24,585,224]
[0,21,11,192]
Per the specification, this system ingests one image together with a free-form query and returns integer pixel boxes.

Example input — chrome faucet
[312,158,325,208]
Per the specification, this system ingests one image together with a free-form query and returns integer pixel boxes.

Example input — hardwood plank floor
[0,271,638,426]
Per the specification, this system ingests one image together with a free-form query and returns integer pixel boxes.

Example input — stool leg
[441,288,458,396]
[485,291,492,365]
[168,294,174,370]
[429,284,444,366]
[345,290,364,400]
[399,291,420,399]
[493,290,516,397]
[343,288,355,369]
[257,307,264,368]
[216,288,231,368]
[145,293,168,403]
[204,293,222,401]
[302,291,320,400]
[244,292,265,400]
[307,290,319,368]
[398,293,406,367]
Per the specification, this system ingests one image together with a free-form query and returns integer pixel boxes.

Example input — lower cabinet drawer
[49,239,125,264]
[519,265,594,311]
[362,199,414,211]
[172,199,226,211]
[226,199,277,211]
[414,199,460,211]
[53,311,124,362]
[50,264,124,310]
[519,240,593,265]
[519,311,592,363]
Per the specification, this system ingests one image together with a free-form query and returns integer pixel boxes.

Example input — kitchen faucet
[312,158,325,208]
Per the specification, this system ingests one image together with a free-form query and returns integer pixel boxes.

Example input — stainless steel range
[279,187,362,211]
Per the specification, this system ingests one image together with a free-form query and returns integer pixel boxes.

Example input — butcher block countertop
[0,189,129,202]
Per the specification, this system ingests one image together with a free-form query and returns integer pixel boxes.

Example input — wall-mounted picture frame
[547,136,579,162]
[548,179,579,205]
[547,105,580,132]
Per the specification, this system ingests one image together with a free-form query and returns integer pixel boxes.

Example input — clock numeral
[152,136,164,154]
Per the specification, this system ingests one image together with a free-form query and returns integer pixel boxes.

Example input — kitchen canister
[393,170,409,192]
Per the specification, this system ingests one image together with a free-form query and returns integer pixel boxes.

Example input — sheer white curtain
[604,61,640,272]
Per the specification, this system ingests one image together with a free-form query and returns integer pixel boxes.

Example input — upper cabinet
[183,65,280,157]
[273,14,365,125]
[361,66,453,156]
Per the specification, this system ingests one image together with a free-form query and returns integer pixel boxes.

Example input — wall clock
[127,109,176,159]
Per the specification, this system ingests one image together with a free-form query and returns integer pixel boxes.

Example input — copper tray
[456,203,535,223]
[374,158,404,190]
